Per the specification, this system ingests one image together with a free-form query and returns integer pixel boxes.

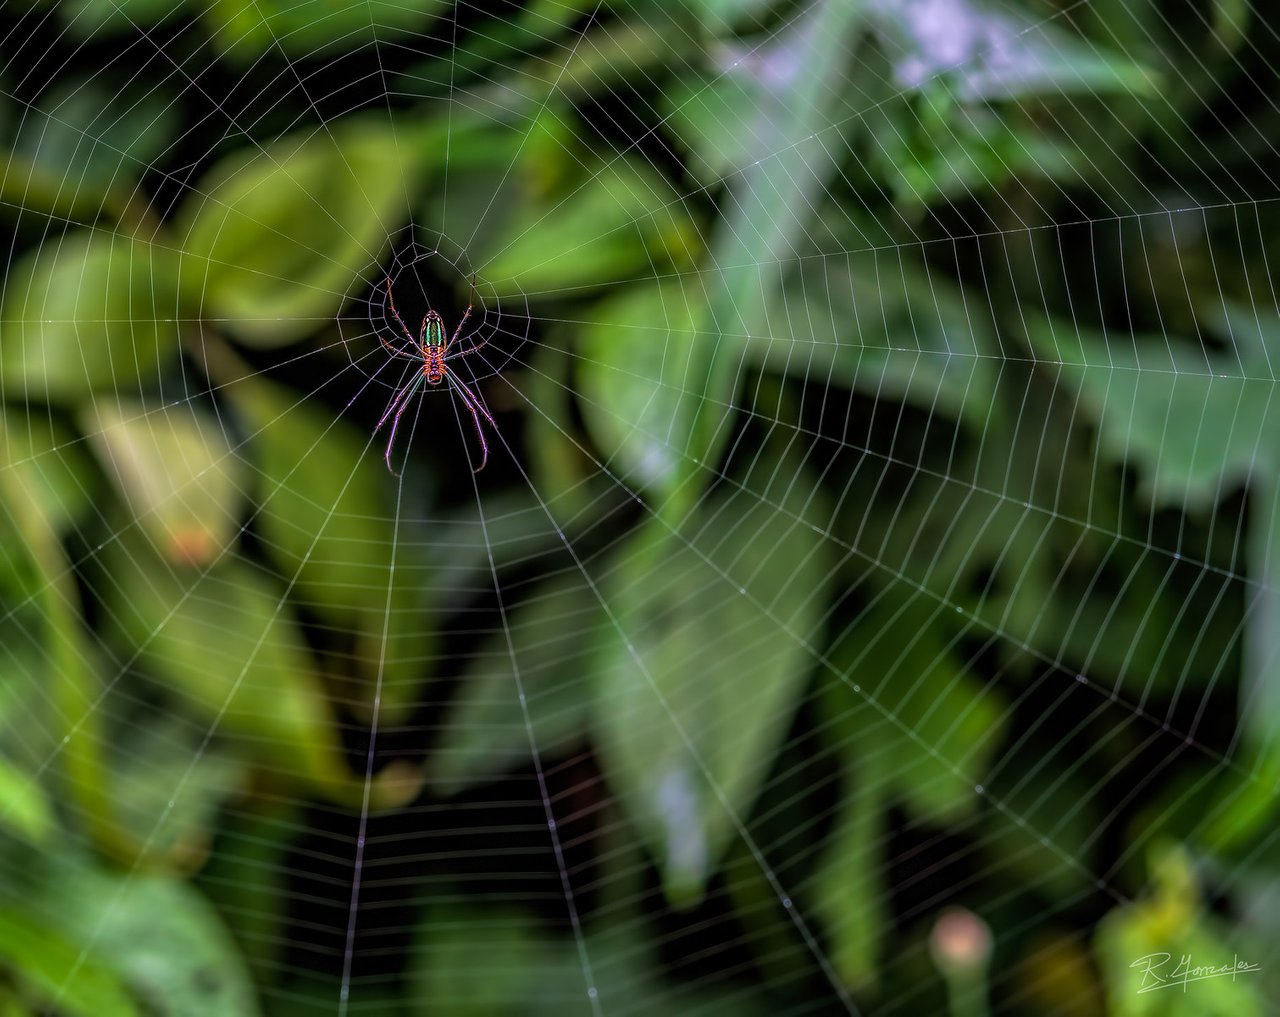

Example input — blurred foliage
[1,0,1278,1013]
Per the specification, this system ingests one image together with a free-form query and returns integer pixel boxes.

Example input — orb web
[0,1,1277,1015]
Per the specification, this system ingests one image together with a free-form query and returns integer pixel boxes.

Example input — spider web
[0,0,1278,1014]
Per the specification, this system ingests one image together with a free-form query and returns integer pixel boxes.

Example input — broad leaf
[481,159,698,298]
[407,908,707,1017]
[102,717,245,869]
[1028,316,1275,512]
[226,372,433,717]
[0,410,96,532]
[0,758,54,845]
[83,399,244,567]
[0,231,182,400]
[860,0,1156,208]
[4,76,175,220]
[666,0,869,521]
[747,254,996,430]
[1027,313,1280,762]
[1,848,259,1016]
[813,780,886,991]
[196,804,299,987]
[96,531,353,799]
[1244,470,1280,758]
[0,468,114,859]
[577,279,702,492]
[1095,846,1265,1016]
[429,572,598,794]
[204,0,449,61]
[0,909,138,1017]
[827,591,1006,824]
[593,449,830,899]
[57,0,178,38]
[178,118,412,346]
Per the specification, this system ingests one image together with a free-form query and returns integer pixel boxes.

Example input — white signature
[1131,953,1261,994]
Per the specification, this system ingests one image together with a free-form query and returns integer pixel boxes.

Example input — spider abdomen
[424,349,445,384]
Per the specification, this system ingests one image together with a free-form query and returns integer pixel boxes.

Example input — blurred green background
[1,0,1279,1013]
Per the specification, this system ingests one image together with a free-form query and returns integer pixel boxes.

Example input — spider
[375,273,497,476]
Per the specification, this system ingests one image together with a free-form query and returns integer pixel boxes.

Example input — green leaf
[860,0,1157,208]
[0,909,138,1017]
[1206,300,1280,373]
[95,530,353,799]
[204,0,449,61]
[577,279,702,492]
[439,14,680,129]
[592,449,830,900]
[866,89,1100,209]
[4,76,175,220]
[1127,757,1277,862]
[3,849,260,1016]
[1027,314,1280,764]
[196,803,298,988]
[1205,304,1280,766]
[225,371,433,719]
[522,343,610,525]
[83,399,244,567]
[481,158,698,298]
[78,879,258,1016]
[408,909,688,1017]
[417,489,581,618]
[177,118,412,346]
[1027,316,1275,513]
[57,0,179,37]
[746,254,997,430]
[0,467,116,859]
[1244,469,1280,759]
[0,758,54,845]
[813,781,886,991]
[0,516,45,613]
[663,73,783,187]
[420,114,564,259]
[0,410,96,533]
[0,231,182,400]
[666,0,869,522]
[1095,845,1265,1016]
[429,572,598,795]
[102,716,245,869]
[227,373,388,613]
[828,591,1005,824]
[1212,0,1250,51]
[409,909,562,1016]
[692,0,783,36]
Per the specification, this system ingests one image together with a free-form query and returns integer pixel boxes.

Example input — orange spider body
[375,276,497,475]
[422,313,447,384]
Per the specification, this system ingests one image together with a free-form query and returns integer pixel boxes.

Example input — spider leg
[447,276,491,357]
[446,326,492,359]
[441,274,480,355]
[376,375,416,430]
[446,369,497,429]
[445,370,496,473]
[445,297,473,354]
[384,276,422,349]
[378,335,420,360]
[376,374,424,476]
